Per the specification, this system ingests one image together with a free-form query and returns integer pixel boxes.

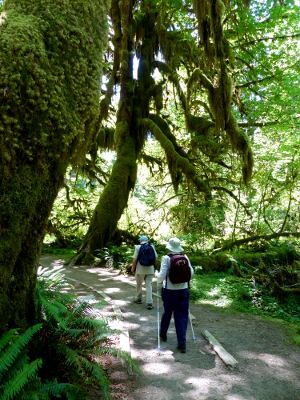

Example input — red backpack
[168,254,191,286]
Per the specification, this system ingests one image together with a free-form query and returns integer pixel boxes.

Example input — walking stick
[189,310,198,341]
[156,278,163,351]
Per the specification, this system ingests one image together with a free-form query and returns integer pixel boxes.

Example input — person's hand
[131,265,135,274]
[154,270,158,278]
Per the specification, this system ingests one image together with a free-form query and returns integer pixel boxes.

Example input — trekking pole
[156,278,163,351]
[189,310,197,341]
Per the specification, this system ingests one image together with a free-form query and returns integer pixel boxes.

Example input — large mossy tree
[74,0,260,263]
[0,0,110,332]
[72,0,300,263]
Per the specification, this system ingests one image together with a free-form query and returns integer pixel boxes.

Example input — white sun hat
[166,237,184,253]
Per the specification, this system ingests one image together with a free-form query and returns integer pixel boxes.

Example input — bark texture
[0,0,110,332]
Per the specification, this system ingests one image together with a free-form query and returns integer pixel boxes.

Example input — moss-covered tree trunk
[75,135,138,264]
[74,0,139,264]
[0,0,109,333]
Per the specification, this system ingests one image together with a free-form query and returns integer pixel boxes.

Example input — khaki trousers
[135,273,154,304]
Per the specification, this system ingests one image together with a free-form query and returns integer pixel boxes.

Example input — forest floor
[40,255,300,400]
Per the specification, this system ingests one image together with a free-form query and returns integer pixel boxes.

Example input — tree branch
[236,75,274,89]
[211,186,251,216]
[220,232,300,251]
[141,117,212,198]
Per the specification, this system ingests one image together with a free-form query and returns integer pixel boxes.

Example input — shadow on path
[40,255,300,400]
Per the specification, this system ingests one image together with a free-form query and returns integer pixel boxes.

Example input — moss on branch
[142,118,211,198]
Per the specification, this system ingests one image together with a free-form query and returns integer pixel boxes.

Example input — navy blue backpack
[138,243,156,266]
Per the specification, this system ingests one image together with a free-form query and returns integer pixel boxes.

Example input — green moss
[226,114,253,185]
[215,0,225,16]
[0,0,110,332]
[114,121,129,150]
[142,117,211,198]
[97,127,115,150]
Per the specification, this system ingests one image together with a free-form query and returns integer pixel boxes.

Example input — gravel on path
[40,255,300,400]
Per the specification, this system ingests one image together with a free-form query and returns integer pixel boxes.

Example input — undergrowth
[41,243,77,258]
[190,271,300,344]
[0,267,140,399]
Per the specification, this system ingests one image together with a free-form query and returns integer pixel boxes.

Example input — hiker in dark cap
[156,237,194,353]
[131,235,157,310]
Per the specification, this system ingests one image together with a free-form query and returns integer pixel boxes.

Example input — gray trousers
[135,274,154,304]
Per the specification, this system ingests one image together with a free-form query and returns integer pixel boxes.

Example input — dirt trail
[40,255,300,400]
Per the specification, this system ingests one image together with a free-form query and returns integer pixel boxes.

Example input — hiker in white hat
[155,237,194,353]
[131,235,158,310]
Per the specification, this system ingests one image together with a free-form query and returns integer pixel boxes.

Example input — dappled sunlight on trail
[40,255,300,400]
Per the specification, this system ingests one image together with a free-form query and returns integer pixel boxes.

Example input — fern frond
[1,359,42,400]
[20,391,47,400]
[37,269,75,298]
[55,344,110,398]
[93,347,142,374]
[0,325,42,379]
[75,316,110,331]
[18,378,49,400]
[65,386,86,400]
[72,301,93,318]
[38,266,64,281]
[63,328,87,339]
[75,356,110,400]
[39,379,84,399]
[0,330,19,353]
[57,344,80,368]
[4,349,29,383]
[39,295,68,329]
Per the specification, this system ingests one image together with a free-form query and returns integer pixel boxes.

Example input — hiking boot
[177,344,186,353]
[134,298,142,304]
[147,303,153,310]
[160,332,167,342]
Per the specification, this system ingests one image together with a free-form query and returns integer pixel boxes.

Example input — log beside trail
[202,330,239,370]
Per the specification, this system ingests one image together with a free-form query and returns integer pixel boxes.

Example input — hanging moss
[149,113,189,160]
[226,114,254,185]
[191,2,253,185]
[97,127,115,150]
[223,38,235,68]
[188,115,215,136]
[215,0,226,16]
[142,117,212,198]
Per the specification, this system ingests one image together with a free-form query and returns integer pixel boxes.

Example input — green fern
[0,266,140,399]
[94,346,142,375]
[0,324,42,379]
[0,326,84,400]
[38,379,85,400]
[1,359,42,400]
[33,266,141,399]
[35,269,113,397]
[0,330,19,353]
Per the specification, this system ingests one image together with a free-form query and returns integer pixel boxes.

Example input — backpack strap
[166,254,173,289]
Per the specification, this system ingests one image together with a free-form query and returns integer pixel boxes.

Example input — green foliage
[0,324,79,399]
[34,268,110,397]
[45,0,300,259]
[34,267,140,398]
[1,266,141,399]
[41,244,77,258]
[48,162,114,245]
[190,270,300,344]
[95,243,132,268]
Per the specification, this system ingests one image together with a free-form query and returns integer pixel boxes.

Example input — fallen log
[202,330,238,370]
